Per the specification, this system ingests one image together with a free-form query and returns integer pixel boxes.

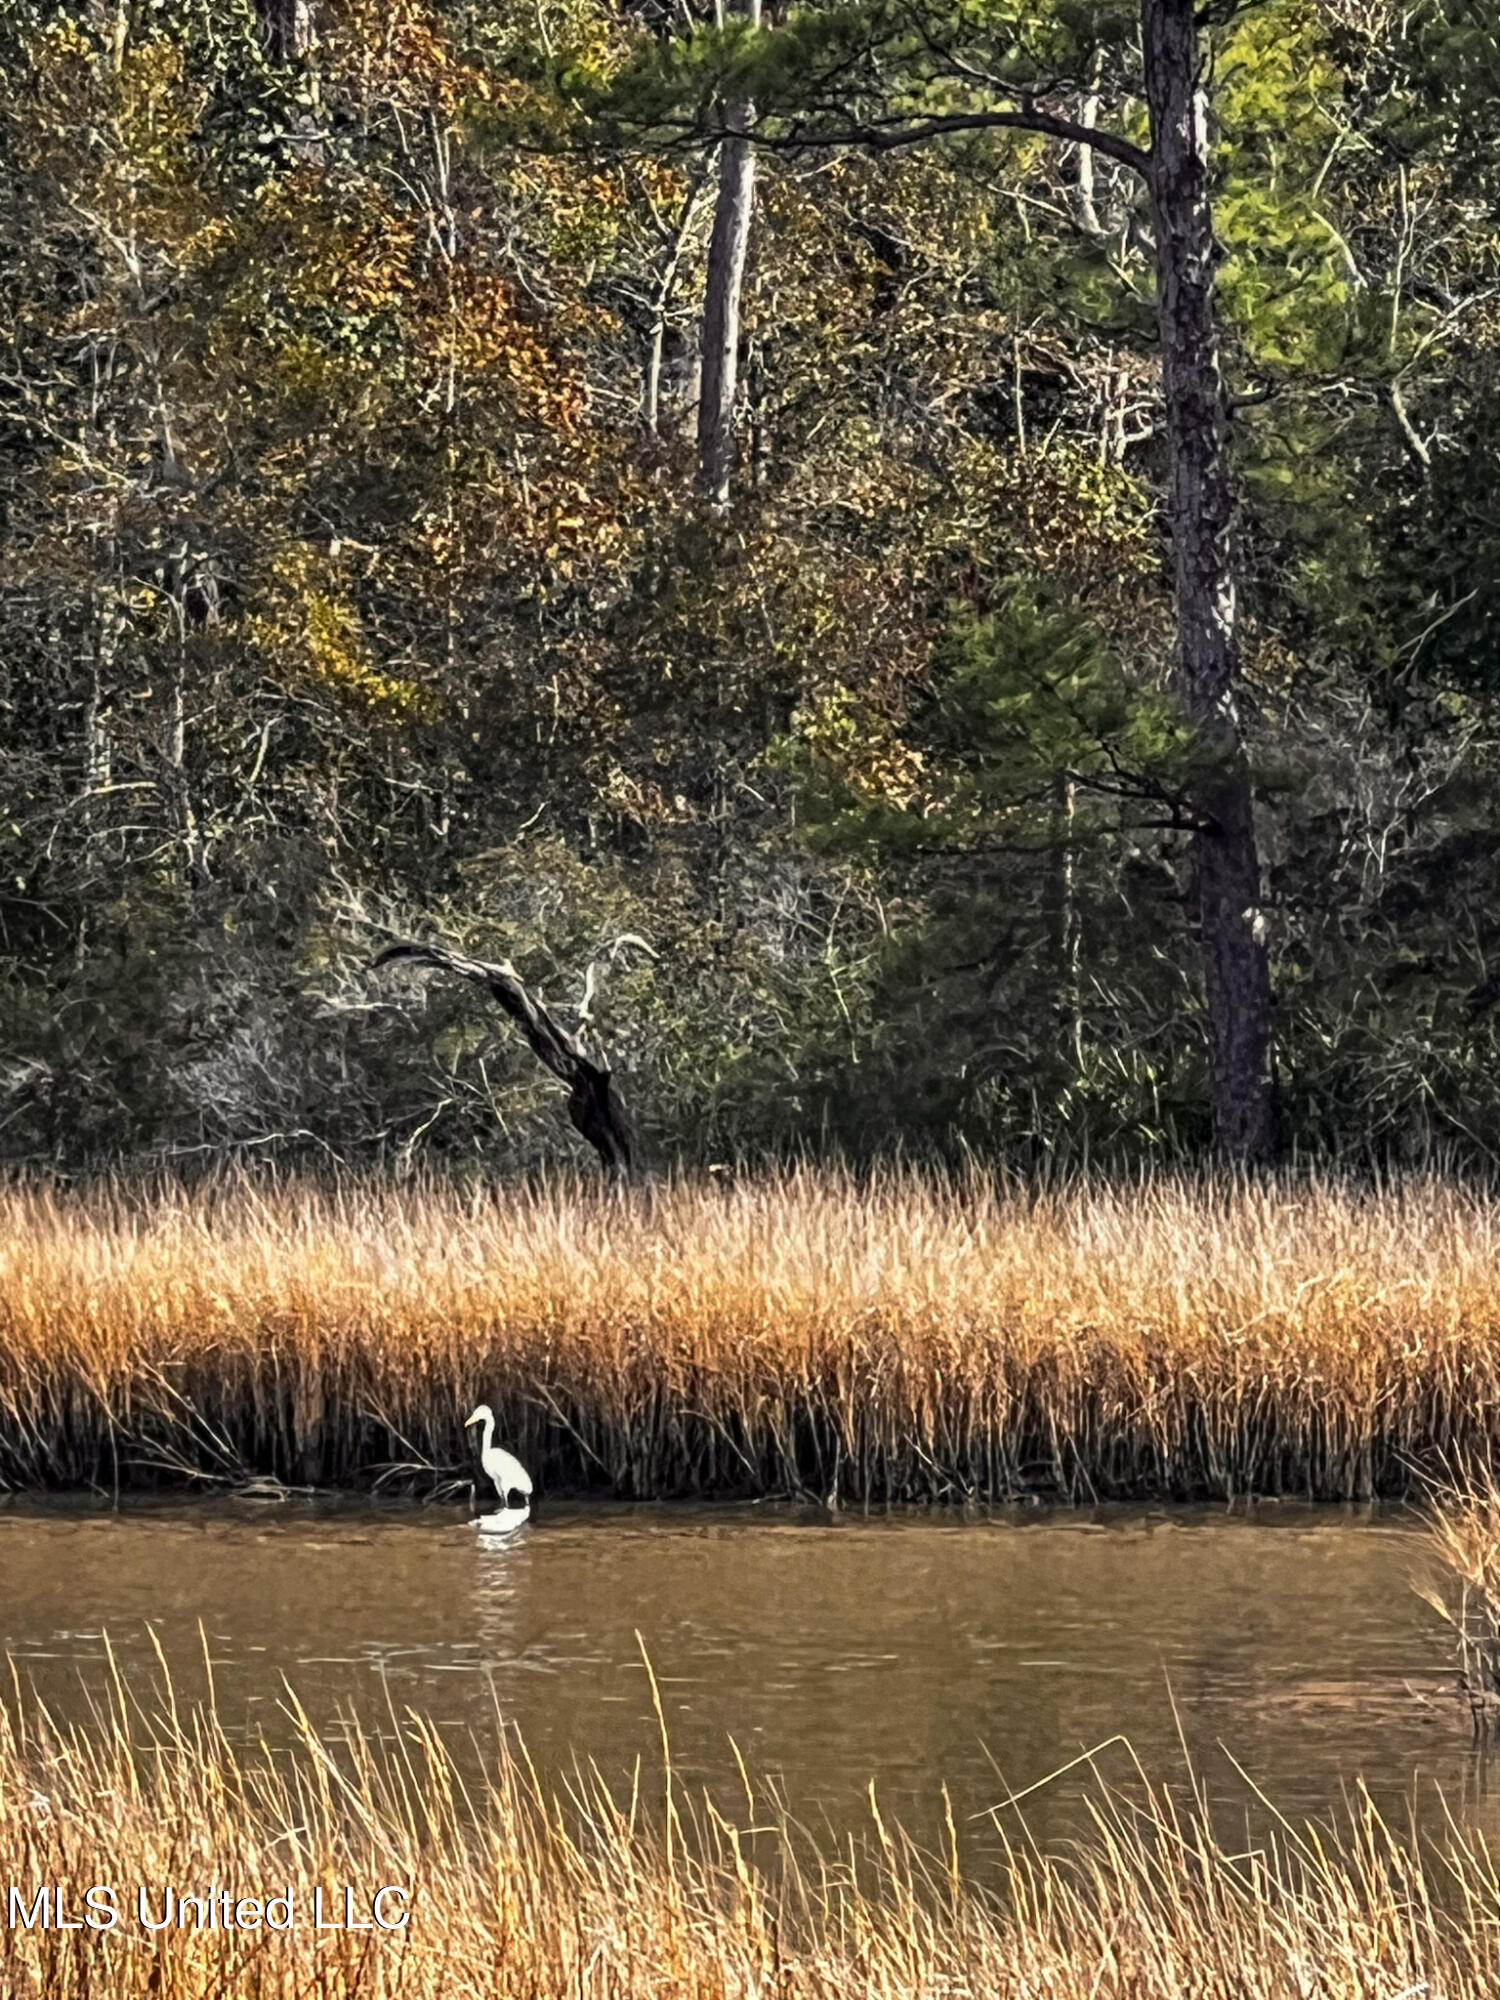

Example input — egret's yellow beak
[463,1409,484,1428]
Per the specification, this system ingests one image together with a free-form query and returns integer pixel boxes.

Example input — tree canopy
[2,0,1498,1170]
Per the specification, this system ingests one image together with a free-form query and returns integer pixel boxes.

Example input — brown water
[0,1498,1479,1858]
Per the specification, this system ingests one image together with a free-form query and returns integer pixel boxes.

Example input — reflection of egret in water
[474,1504,532,1540]
[469,1499,541,1690]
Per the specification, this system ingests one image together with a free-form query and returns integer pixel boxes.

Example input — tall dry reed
[1423,1462,1500,1725]
[1,1656,1497,2000]
[3,1166,1499,1497]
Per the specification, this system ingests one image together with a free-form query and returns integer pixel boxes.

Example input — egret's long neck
[481,1410,496,1457]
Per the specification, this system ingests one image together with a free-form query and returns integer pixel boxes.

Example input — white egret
[464,1404,533,1510]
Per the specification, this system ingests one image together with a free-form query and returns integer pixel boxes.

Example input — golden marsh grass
[4,1658,1500,2000]
[3,1166,1499,1497]
[1424,1462,1500,1724]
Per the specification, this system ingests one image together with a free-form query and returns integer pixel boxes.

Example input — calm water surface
[0,1499,1478,1857]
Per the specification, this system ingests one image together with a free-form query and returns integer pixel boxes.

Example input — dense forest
[2,0,1497,1171]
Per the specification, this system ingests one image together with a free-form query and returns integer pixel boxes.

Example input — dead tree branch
[373,940,638,1174]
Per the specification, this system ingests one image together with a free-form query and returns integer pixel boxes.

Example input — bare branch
[735,107,1151,179]
[374,941,637,1174]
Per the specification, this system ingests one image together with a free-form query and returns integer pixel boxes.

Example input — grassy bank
[4,1167,1500,1498]
[3,1660,1498,2000]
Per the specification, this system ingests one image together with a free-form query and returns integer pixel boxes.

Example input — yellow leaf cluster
[248,549,436,722]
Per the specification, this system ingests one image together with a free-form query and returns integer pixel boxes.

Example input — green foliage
[790,586,1188,854]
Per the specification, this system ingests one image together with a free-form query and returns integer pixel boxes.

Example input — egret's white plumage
[465,1404,533,1508]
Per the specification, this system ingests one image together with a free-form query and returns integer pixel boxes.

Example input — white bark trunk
[696,0,761,508]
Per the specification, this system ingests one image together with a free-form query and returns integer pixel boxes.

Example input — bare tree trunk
[257,0,323,165]
[85,585,116,800]
[1143,0,1274,1161]
[1075,52,1105,239]
[697,0,761,507]
[644,323,665,434]
[258,0,313,61]
[1047,772,1081,1064]
[677,346,702,440]
[643,176,708,433]
[164,544,203,882]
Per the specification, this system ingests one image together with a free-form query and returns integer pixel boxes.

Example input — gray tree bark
[1143,0,1274,1160]
[697,0,761,507]
[1047,773,1082,1065]
[256,0,323,166]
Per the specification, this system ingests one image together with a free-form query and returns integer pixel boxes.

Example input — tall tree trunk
[697,0,761,508]
[85,574,117,803]
[644,321,665,433]
[1143,0,1274,1161]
